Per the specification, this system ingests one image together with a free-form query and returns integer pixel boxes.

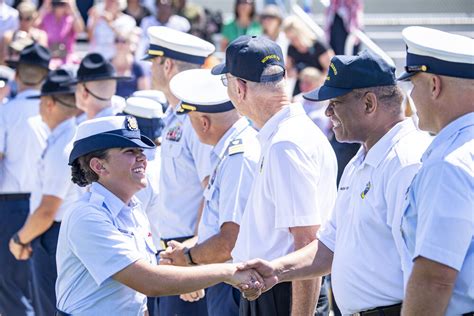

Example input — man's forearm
[275,240,333,283]
[402,257,457,316]
[292,278,320,316]
[190,223,239,264]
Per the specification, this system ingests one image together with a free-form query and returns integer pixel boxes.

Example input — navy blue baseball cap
[212,35,285,83]
[19,43,51,70]
[69,116,156,164]
[303,50,396,101]
[28,69,76,100]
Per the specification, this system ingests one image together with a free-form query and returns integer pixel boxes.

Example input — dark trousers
[31,222,61,316]
[207,283,240,316]
[240,282,292,316]
[0,197,35,316]
[315,276,330,316]
[329,14,361,55]
[158,293,208,316]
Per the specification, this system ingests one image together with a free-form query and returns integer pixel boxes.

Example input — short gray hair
[248,65,286,91]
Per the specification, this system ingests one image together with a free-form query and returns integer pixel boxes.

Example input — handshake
[159,241,281,301]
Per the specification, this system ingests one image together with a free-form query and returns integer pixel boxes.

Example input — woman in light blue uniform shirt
[55,115,262,315]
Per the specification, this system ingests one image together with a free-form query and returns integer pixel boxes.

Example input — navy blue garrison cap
[69,116,156,164]
[398,26,474,81]
[303,50,396,101]
[212,35,285,83]
[28,69,76,100]
[64,53,131,85]
[19,43,51,70]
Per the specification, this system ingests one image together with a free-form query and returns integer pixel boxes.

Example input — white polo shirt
[318,119,432,314]
[232,103,337,262]
[30,117,83,221]
[0,89,49,193]
[198,117,260,244]
[157,106,211,239]
[56,182,156,315]
[401,113,474,315]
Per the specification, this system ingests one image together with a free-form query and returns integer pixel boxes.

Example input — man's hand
[9,238,32,260]
[237,259,279,294]
[225,264,265,301]
[180,289,205,302]
[159,240,188,266]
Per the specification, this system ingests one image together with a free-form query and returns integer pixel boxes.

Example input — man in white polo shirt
[237,50,432,315]
[212,35,338,315]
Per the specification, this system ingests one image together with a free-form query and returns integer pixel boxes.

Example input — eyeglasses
[221,75,246,87]
[19,16,33,21]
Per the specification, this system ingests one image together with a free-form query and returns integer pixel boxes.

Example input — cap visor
[303,85,352,102]
[141,54,156,61]
[211,63,227,75]
[62,76,133,86]
[397,71,416,81]
[176,106,191,115]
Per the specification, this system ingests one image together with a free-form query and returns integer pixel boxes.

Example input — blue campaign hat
[19,43,51,70]
[303,50,396,101]
[170,69,234,115]
[121,97,165,141]
[28,69,76,100]
[398,26,474,81]
[143,26,215,64]
[69,116,156,164]
[211,35,285,83]
[64,53,131,85]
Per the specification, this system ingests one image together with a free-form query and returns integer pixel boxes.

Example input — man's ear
[236,79,247,103]
[363,92,378,114]
[201,115,211,133]
[429,74,442,99]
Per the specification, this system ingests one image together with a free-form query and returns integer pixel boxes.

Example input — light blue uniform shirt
[158,106,212,239]
[198,117,260,244]
[30,117,82,221]
[401,112,474,315]
[56,182,157,315]
[0,89,49,193]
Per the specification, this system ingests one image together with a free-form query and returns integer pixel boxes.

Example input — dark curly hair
[71,149,109,187]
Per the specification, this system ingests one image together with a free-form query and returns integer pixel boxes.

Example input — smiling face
[97,147,148,201]
[325,91,369,144]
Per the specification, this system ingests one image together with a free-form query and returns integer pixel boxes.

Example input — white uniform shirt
[318,119,432,314]
[401,112,474,315]
[30,117,83,221]
[56,182,157,315]
[0,89,49,193]
[157,107,211,239]
[198,118,260,244]
[232,104,337,262]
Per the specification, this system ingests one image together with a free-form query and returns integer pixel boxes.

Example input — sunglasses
[19,16,33,21]
[115,38,127,44]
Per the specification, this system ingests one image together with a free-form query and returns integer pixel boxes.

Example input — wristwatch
[12,233,29,247]
[184,247,197,266]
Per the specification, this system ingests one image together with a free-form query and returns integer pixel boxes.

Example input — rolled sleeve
[68,209,142,285]
[413,163,473,270]
[318,210,337,252]
[269,142,322,229]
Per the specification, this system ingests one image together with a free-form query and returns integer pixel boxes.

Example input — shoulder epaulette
[227,139,245,156]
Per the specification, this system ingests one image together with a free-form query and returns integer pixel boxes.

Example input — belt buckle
[353,313,361,316]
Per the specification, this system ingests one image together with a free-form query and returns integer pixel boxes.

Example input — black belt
[0,193,30,201]
[463,312,474,316]
[161,235,194,248]
[56,310,71,316]
[353,303,402,316]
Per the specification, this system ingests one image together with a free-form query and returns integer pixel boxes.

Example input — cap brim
[62,76,132,86]
[141,53,156,61]
[303,85,352,101]
[68,133,156,164]
[176,105,191,115]
[397,71,416,81]
[211,63,227,75]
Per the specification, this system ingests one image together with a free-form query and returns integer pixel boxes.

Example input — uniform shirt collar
[90,182,139,219]
[15,89,40,99]
[47,117,76,144]
[212,117,250,159]
[94,106,115,119]
[358,119,417,168]
[422,112,474,162]
[257,103,305,147]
